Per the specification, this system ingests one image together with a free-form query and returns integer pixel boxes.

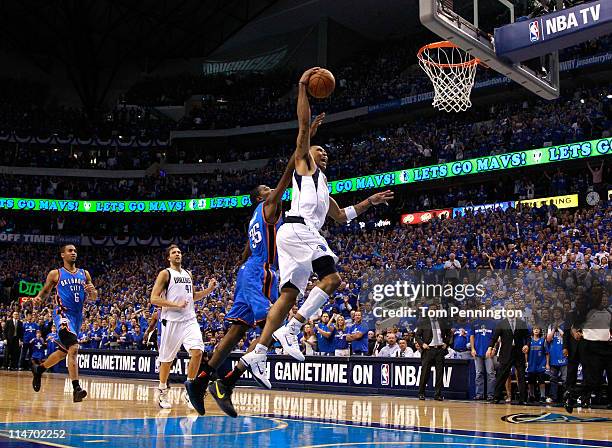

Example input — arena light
[0,137,609,213]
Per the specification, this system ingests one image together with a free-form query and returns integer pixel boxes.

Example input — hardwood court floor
[0,371,610,447]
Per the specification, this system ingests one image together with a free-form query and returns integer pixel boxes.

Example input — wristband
[344,205,357,222]
[367,197,374,206]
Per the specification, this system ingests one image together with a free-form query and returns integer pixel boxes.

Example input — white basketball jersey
[286,168,329,231]
[160,268,195,322]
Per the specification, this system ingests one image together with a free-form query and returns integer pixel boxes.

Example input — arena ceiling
[0,0,281,112]
[0,0,513,112]
[211,0,515,55]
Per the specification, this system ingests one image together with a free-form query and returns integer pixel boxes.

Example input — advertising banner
[495,2,612,62]
[0,234,82,245]
[400,209,452,225]
[57,350,473,399]
[516,194,578,209]
[1,137,609,213]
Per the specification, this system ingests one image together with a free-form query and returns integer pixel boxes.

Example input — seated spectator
[378,333,400,357]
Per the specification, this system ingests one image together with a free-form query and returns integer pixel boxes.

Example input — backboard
[419,0,561,100]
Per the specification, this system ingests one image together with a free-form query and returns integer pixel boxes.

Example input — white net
[418,42,479,113]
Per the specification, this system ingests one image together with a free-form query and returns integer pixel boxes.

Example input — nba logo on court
[381,364,390,386]
[529,20,540,42]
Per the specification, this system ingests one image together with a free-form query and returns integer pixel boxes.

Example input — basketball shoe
[241,350,271,389]
[273,324,304,361]
[208,379,238,418]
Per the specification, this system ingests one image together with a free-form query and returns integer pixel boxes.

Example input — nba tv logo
[529,20,540,42]
[381,364,390,386]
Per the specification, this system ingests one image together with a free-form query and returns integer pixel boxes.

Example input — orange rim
[417,41,480,69]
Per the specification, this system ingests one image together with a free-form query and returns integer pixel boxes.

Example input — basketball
[308,69,335,99]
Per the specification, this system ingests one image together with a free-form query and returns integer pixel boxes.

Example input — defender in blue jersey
[203,110,327,418]
[31,244,97,402]
[226,200,283,327]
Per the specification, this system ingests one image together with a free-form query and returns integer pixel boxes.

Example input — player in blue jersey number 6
[31,244,97,402]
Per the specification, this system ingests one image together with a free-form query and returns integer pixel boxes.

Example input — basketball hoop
[417,41,479,113]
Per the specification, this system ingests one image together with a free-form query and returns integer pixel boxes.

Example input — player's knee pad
[312,256,338,283]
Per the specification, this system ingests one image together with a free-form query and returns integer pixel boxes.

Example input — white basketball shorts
[277,222,338,295]
[158,318,204,363]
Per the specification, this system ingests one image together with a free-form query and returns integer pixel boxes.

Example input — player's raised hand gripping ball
[308,68,335,99]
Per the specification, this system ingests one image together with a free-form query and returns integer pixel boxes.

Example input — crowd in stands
[0,79,610,208]
[2,201,610,398]
[0,35,609,143]
[176,39,423,129]
[1,27,611,408]
[0,76,171,140]
[143,36,612,130]
[0,158,606,240]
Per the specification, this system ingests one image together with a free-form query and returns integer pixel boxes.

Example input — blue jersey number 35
[249,223,262,249]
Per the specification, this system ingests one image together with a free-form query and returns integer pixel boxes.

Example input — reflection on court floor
[0,374,610,448]
[1,414,610,448]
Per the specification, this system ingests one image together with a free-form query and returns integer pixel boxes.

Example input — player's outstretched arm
[327,190,394,224]
[33,269,60,305]
[266,154,296,207]
[265,112,326,219]
[150,270,186,308]
[84,270,97,300]
[294,67,320,175]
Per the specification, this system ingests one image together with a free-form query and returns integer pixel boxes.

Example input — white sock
[254,343,268,354]
[287,317,303,335]
[159,382,167,390]
[296,286,329,322]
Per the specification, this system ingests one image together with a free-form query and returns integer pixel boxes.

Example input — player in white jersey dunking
[150,244,217,414]
[241,67,394,387]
